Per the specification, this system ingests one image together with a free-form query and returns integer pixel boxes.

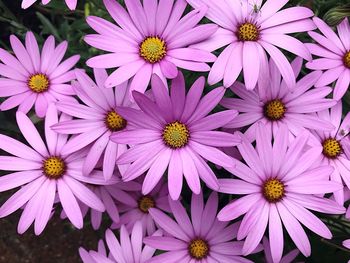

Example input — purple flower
[52,68,132,180]
[306,17,350,100]
[263,237,300,263]
[310,102,350,205]
[186,0,315,89]
[61,180,141,230]
[144,192,253,263]
[220,57,336,141]
[111,72,240,200]
[217,124,345,263]
[79,221,160,263]
[0,32,79,117]
[85,0,217,93]
[21,0,78,9]
[112,179,170,235]
[0,105,105,235]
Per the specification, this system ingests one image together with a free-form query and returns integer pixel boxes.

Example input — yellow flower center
[263,179,285,202]
[28,74,50,93]
[43,157,66,179]
[138,196,155,213]
[140,36,167,63]
[264,99,286,121]
[188,239,209,260]
[105,111,127,132]
[343,51,350,68]
[237,22,259,41]
[322,138,342,159]
[162,121,189,148]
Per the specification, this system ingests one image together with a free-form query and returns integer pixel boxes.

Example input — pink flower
[220,58,336,141]
[186,0,315,89]
[217,124,345,263]
[52,68,132,180]
[111,73,240,200]
[79,221,160,263]
[0,105,105,235]
[263,237,300,263]
[61,180,141,230]
[310,102,350,205]
[85,0,217,93]
[21,0,78,10]
[144,192,253,263]
[0,32,79,117]
[112,179,170,235]
[306,17,350,100]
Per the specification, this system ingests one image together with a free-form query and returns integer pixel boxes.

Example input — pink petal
[168,150,183,200]
[268,204,284,263]
[57,179,83,229]
[0,176,45,217]
[34,179,56,235]
[277,202,311,257]
[243,42,260,90]
[142,148,171,195]
[149,208,189,241]
[16,111,49,157]
[63,176,105,212]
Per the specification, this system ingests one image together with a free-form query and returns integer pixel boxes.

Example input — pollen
[343,51,350,68]
[138,196,155,213]
[322,138,342,159]
[188,239,209,260]
[105,111,127,132]
[263,179,285,203]
[43,157,66,179]
[140,36,167,63]
[28,74,50,93]
[237,22,259,41]
[263,99,286,121]
[162,121,189,148]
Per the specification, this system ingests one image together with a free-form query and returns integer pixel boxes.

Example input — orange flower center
[138,196,155,213]
[237,22,259,41]
[105,111,127,131]
[43,157,66,179]
[140,36,167,63]
[28,74,50,93]
[263,179,285,202]
[322,138,342,159]
[264,99,286,121]
[188,239,209,259]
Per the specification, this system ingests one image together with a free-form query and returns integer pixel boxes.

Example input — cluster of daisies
[1,0,350,262]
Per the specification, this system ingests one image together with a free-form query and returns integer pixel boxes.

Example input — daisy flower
[61,180,141,230]
[144,192,252,263]
[310,102,350,205]
[85,0,217,93]
[112,179,170,235]
[21,0,78,10]
[263,237,300,263]
[306,17,350,100]
[217,124,345,263]
[186,0,315,89]
[52,68,132,180]
[0,32,79,117]
[79,221,160,263]
[111,72,240,200]
[0,105,105,235]
[220,58,336,141]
